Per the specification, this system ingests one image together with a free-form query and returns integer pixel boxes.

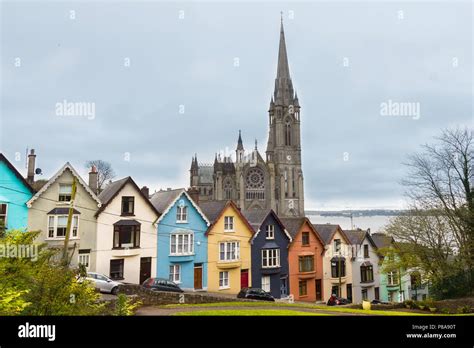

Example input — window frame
[113,225,140,249]
[301,231,310,246]
[58,184,72,202]
[46,214,80,240]
[170,233,194,255]
[219,271,229,289]
[262,248,280,268]
[169,264,181,283]
[121,196,135,216]
[0,203,8,231]
[78,253,90,268]
[298,255,314,273]
[219,241,240,262]
[360,264,374,283]
[298,280,307,296]
[363,244,369,258]
[330,258,346,278]
[110,259,124,280]
[224,216,234,232]
[176,205,188,223]
[265,224,275,239]
[261,276,271,292]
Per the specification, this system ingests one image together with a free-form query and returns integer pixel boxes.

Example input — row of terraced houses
[0,152,428,304]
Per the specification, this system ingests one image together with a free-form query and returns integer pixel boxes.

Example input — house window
[169,264,181,283]
[334,239,341,253]
[387,271,399,286]
[331,285,340,297]
[299,280,307,296]
[121,196,135,215]
[224,216,234,231]
[331,258,346,278]
[219,271,229,289]
[375,287,380,300]
[262,276,270,292]
[266,224,275,239]
[78,253,90,268]
[219,241,240,261]
[113,225,140,248]
[58,184,72,202]
[170,233,194,255]
[364,244,369,258]
[176,205,187,222]
[302,232,310,246]
[262,249,280,268]
[110,259,124,280]
[298,255,314,273]
[362,289,368,301]
[360,264,374,283]
[47,215,79,239]
[0,203,7,231]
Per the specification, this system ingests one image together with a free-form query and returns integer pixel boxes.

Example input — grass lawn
[162,301,435,316]
[174,309,330,316]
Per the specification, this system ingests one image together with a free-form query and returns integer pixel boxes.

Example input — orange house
[281,217,325,303]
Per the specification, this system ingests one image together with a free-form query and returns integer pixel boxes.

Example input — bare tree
[85,160,116,194]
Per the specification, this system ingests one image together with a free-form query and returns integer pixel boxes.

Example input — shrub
[114,294,142,316]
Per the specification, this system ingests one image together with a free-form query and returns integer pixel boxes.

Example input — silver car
[85,272,121,295]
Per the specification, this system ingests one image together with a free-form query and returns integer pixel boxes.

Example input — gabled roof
[0,153,35,194]
[281,217,324,246]
[342,229,366,245]
[313,223,350,245]
[152,188,210,226]
[95,176,160,218]
[200,200,254,237]
[243,209,292,242]
[27,162,101,208]
[371,232,394,249]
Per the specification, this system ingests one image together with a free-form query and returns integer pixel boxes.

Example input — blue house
[150,189,210,291]
[0,153,35,232]
[244,209,292,298]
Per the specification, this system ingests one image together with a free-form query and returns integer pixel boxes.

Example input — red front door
[240,269,249,288]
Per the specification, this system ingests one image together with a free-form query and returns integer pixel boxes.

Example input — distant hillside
[305,209,406,217]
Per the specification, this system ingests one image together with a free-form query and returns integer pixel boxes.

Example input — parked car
[142,278,184,293]
[237,287,275,301]
[83,272,121,295]
[327,294,350,306]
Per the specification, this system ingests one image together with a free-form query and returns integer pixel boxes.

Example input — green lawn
[174,309,329,316]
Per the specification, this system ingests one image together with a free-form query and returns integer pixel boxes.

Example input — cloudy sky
[1,1,472,210]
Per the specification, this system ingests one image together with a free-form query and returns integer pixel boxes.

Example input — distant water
[307,214,395,233]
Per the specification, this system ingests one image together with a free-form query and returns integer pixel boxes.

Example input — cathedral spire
[277,16,290,80]
[274,15,294,105]
[236,130,244,150]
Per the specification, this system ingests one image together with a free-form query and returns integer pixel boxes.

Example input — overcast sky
[1,1,472,210]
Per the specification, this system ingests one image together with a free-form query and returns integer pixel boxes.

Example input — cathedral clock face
[286,155,292,162]
[245,168,265,189]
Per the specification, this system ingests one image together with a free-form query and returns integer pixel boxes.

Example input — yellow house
[200,200,254,294]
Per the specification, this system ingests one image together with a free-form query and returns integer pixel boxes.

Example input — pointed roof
[243,209,292,242]
[27,162,101,208]
[313,223,350,245]
[276,18,291,80]
[0,153,35,194]
[281,217,325,246]
[236,130,244,151]
[273,17,294,105]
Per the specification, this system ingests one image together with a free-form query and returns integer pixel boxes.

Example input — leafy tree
[85,160,116,193]
[113,294,142,316]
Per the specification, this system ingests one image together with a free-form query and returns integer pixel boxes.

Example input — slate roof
[279,217,306,239]
[343,229,367,245]
[47,207,81,215]
[149,188,184,214]
[371,232,394,249]
[242,209,271,232]
[198,200,229,224]
[312,223,340,245]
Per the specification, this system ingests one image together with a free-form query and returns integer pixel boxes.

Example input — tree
[384,127,473,298]
[85,160,116,194]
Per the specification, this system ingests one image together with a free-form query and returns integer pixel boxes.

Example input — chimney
[88,165,98,194]
[141,186,150,198]
[27,149,36,184]
[187,186,199,204]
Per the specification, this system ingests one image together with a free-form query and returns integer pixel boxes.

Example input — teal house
[0,153,35,232]
[150,189,210,291]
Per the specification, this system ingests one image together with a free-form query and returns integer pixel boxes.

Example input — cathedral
[189,18,305,217]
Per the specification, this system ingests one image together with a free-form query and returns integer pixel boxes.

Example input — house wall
[207,205,253,294]
[288,220,324,302]
[350,238,381,304]
[251,214,290,298]
[157,193,208,290]
[95,182,158,284]
[0,160,33,231]
[27,168,98,267]
[322,229,353,301]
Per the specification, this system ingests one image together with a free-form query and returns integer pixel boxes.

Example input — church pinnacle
[274,16,294,106]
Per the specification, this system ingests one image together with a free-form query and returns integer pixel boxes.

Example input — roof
[199,200,228,224]
[47,207,81,215]
[243,209,292,242]
[280,217,324,246]
[0,153,35,194]
[113,219,140,226]
[313,223,351,246]
[371,232,394,249]
[95,176,160,218]
[152,189,210,226]
[150,188,183,214]
[343,229,367,245]
[27,162,101,208]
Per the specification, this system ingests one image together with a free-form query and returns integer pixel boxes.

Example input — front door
[315,279,322,301]
[240,269,249,289]
[139,257,152,284]
[280,277,288,297]
[194,264,203,290]
[346,283,353,302]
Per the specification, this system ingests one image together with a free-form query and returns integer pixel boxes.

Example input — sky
[1,1,472,210]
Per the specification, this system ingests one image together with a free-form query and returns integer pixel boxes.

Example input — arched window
[245,168,265,200]
[224,179,233,200]
[285,120,291,146]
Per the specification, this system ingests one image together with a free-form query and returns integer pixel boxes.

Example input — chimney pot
[27,149,36,184]
[88,166,98,194]
[141,186,150,198]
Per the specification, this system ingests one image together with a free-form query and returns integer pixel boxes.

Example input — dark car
[327,295,350,306]
[142,278,184,293]
[237,287,275,302]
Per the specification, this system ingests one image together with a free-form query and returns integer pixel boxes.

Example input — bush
[113,294,142,316]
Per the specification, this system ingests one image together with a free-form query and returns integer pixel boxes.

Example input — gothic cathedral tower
[266,18,305,217]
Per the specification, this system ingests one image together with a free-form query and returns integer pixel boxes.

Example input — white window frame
[169,264,181,283]
[78,253,90,268]
[387,271,399,286]
[58,184,73,202]
[224,216,234,232]
[219,241,240,262]
[219,271,229,289]
[265,224,275,239]
[46,215,80,240]
[0,203,8,230]
[262,249,280,268]
[170,233,194,255]
[261,276,271,292]
[176,205,188,223]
